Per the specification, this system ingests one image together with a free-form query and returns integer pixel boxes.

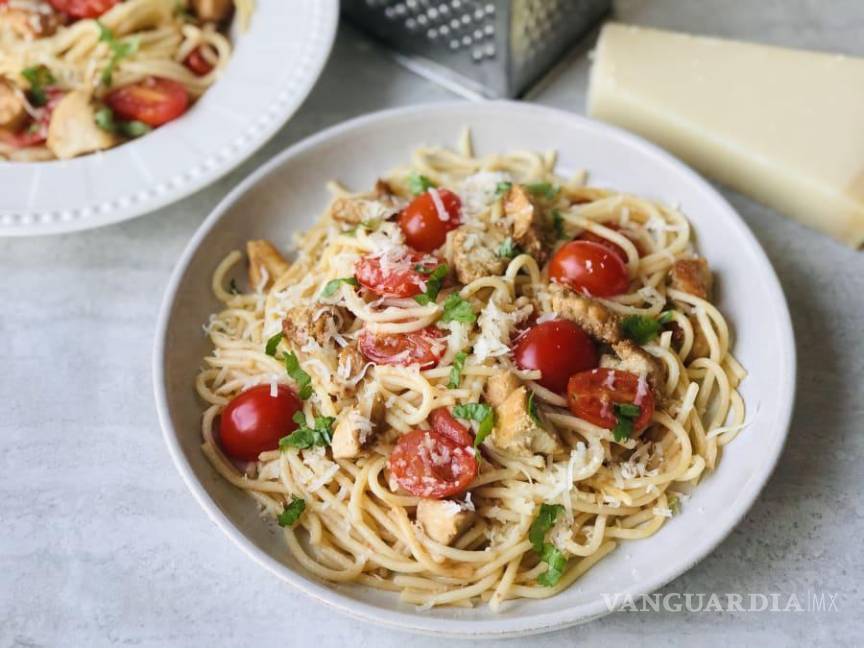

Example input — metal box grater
[342,0,611,98]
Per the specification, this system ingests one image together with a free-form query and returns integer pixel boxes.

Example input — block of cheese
[588,23,864,247]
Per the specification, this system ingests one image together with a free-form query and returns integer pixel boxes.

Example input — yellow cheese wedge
[588,23,864,247]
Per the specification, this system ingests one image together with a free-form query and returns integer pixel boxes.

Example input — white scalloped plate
[154,102,795,637]
[0,0,338,236]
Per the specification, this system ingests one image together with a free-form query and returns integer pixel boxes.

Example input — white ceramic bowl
[0,0,338,236]
[153,101,796,638]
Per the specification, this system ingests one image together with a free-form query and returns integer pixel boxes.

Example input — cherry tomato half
[106,77,189,127]
[184,45,215,76]
[577,225,645,263]
[355,250,439,298]
[48,0,118,18]
[429,407,473,446]
[549,240,629,298]
[566,368,654,433]
[358,326,446,369]
[398,188,461,252]
[388,429,477,498]
[513,319,598,394]
[219,384,302,461]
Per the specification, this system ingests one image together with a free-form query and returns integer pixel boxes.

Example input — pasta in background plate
[0,0,253,161]
[194,133,746,610]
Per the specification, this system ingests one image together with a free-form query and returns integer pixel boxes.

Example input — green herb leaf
[525,182,559,200]
[529,503,568,587]
[497,237,520,259]
[279,412,334,450]
[527,391,541,425]
[667,494,680,515]
[495,181,512,196]
[414,263,448,305]
[321,276,358,297]
[657,310,675,325]
[118,119,151,138]
[551,209,565,239]
[21,65,55,107]
[440,293,476,323]
[407,173,436,195]
[448,351,467,389]
[265,332,283,357]
[454,403,495,447]
[277,497,305,527]
[97,21,140,85]
[94,106,116,132]
[611,402,641,442]
[621,314,663,345]
[537,545,567,587]
[284,352,313,400]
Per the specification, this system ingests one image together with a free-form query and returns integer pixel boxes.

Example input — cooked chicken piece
[492,386,561,456]
[600,340,666,396]
[191,0,233,22]
[331,384,384,459]
[450,226,508,284]
[328,180,400,226]
[0,79,27,131]
[485,369,520,407]
[281,304,346,348]
[547,283,621,344]
[502,185,550,263]
[1,6,61,38]
[669,258,712,300]
[416,499,475,545]
[45,91,118,160]
[336,344,366,388]
[247,240,290,290]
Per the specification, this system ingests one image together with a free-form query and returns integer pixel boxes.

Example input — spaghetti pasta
[195,135,746,609]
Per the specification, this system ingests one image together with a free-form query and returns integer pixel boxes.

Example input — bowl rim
[152,100,796,638]
[0,0,339,237]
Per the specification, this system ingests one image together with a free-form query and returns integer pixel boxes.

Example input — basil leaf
[97,21,139,85]
[94,106,116,132]
[21,65,55,107]
[407,173,435,195]
[277,497,305,527]
[440,293,476,323]
[657,310,675,325]
[528,503,564,553]
[265,332,283,357]
[527,391,541,424]
[537,545,567,587]
[118,120,151,138]
[525,182,559,200]
[611,402,641,442]
[321,276,358,297]
[453,403,495,447]
[280,412,334,450]
[448,351,467,389]
[414,263,448,305]
[621,315,663,345]
[497,237,520,259]
[495,181,512,196]
[615,402,641,418]
[284,352,313,400]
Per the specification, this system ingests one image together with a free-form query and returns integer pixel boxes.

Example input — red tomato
[106,77,189,127]
[429,407,473,446]
[184,46,215,76]
[549,240,629,297]
[0,89,64,148]
[355,250,439,298]
[567,368,654,433]
[358,326,446,369]
[577,225,645,262]
[47,0,118,18]
[388,429,477,498]
[219,384,302,461]
[398,188,461,252]
[513,320,598,394]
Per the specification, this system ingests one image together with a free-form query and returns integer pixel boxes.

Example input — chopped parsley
[440,292,476,323]
[621,312,675,345]
[279,412,334,450]
[407,173,436,195]
[551,209,565,239]
[97,21,140,86]
[527,391,541,424]
[612,402,641,442]
[414,263,448,305]
[277,497,306,527]
[321,276,358,297]
[497,237,520,259]
[284,352,313,400]
[21,65,55,107]
[265,332,283,357]
[448,351,468,389]
[94,105,151,138]
[667,493,680,516]
[495,181,513,196]
[453,403,495,448]
[529,503,568,587]
[525,182,559,200]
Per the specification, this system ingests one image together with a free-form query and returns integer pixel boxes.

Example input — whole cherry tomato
[429,407,473,446]
[219,384,301,461]
[549,240,629,297]
[358,326,446,369]
[106,77,189,127]
[355,250,440,298]
[513,319,598,394]
[388,429,477,498]
[398,188,461,252]
[566,368,654,433]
